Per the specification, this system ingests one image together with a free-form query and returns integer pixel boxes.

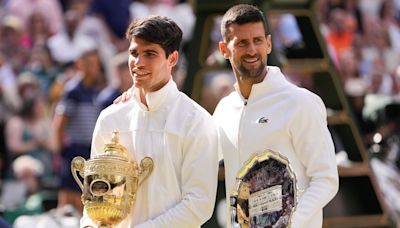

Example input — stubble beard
[237,61,266,79]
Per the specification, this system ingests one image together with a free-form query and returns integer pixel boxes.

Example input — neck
[82,74,95,88]
[237,79,253,99]
[139,90,148,107]
[236,67,268,99]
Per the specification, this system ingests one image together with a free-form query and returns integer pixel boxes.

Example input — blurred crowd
[319,0,400,145]
[318,0,400,223]
[1,0,400,227]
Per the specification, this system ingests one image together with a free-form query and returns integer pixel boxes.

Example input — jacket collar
[133,78,178,111]
[233,66,288,103]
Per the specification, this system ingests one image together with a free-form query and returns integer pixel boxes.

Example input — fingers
[113,95,122,104]
[122,91,132,102]
[113,89,133,104]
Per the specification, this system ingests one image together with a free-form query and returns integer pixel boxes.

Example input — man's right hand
[113,87,134,104]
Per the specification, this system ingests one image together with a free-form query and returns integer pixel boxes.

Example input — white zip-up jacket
[81,79,219,228]
[213,66,339,228]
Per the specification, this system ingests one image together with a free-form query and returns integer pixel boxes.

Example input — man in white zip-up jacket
[81,16,219,228]
[213,4,339,228]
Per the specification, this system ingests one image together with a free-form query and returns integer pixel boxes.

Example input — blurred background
[0,0,399,227]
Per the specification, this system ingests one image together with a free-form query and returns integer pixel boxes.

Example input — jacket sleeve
[134,112,219,228]
[289,94,339,228]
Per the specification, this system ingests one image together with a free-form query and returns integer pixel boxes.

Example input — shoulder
[62,78,82,99]
[97,101,136,126]
[283,82,325,110]
[63,77,81,92]
[175,92,212,119]
[167,92,216,135]
[213,91,240,116]
[284,85,327,123]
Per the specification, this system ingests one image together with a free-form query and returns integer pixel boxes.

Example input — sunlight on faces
[128,37,178,94]
[220,22,271,80]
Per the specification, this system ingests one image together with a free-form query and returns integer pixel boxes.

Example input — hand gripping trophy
[71,131,154,227]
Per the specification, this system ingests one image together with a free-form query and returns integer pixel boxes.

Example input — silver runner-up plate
[230,150,297,228]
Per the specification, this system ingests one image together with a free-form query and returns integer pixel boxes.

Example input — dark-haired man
[81,16,219,228]
[214,4,339,228]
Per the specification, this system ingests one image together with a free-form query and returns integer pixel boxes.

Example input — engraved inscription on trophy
[231,150,297,228]
[71,131,154,227]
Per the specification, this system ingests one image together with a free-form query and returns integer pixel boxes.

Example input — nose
[134,56,143,66]
[130,55,144,68]
[246,42,257,56]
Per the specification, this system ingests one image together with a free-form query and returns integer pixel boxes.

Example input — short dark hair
[126,16,182,57]
[221,4,268,41]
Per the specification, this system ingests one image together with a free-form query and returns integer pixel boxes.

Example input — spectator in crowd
[52,48,105,214]
[6,0,64,35]
[69,0,116,83]
[4,74,56,185]
[1,156,45,224]
[90,0,131,52]
[47,9,98,66]
[21,12,52,49]
[26,45,62,99]
[129,0,196,44]
[0,15,30,74]
[97,51,132,109]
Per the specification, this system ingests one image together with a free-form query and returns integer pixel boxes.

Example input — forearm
[290,96,339,227]
[291,175,338,227]
[134,196,213,228]
[8,140,38,154]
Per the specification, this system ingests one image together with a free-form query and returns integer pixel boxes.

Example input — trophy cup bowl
[71,131,153,227]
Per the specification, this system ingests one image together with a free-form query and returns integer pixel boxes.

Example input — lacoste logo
[257,117,269,123]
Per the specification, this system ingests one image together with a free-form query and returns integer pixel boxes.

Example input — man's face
[78,51,102,80]
[219,22,271,80]
[128,37,177,93]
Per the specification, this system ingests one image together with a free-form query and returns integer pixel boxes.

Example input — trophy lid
[103,131,129,159]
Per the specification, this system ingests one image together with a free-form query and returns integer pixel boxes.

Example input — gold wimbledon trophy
[71,131,154,227]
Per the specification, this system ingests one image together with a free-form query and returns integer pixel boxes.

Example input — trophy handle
[138,157,154,186]
[71,156,86,191]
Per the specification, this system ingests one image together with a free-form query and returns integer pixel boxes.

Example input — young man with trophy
[78,16,219,228]
[214,4,339,228]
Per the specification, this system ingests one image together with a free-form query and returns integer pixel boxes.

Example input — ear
[266,34,272,55]
[219,41,230,59]
[168,51,179,68]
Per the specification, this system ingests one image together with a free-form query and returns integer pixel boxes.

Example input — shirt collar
[133,78,178,111]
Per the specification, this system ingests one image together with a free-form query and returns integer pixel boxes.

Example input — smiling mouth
[242,56,259,64]
[133,71,150,78]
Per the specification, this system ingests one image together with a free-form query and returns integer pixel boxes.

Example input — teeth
[244,58,258,63]
[243,56,259,63]
[133,71,150,77]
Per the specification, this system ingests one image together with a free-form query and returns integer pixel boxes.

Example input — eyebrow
[129,48,159,54]
[143,49,158,54]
